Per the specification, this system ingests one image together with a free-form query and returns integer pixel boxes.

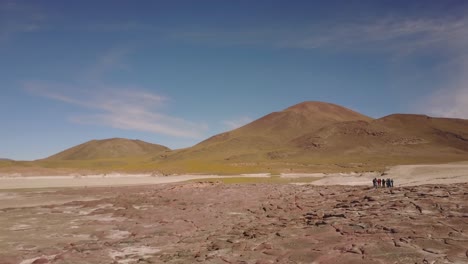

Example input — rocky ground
[0,182,467,264]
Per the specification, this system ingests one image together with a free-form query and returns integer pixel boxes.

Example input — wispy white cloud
[24,80,208,138]
[169,16,468,55]
[418,56,468,119]
[272,15,468,119]
[222,116,253,130]
[0,1,46,42]
[84,47,132,81]
[423,87,468,119]
[23,47,208,138]
[73,21,156,32]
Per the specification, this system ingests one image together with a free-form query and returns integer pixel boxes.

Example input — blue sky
[1,0,468,160]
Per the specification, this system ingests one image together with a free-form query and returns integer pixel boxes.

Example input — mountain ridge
[156,101,468,173]
[2,101,468,174]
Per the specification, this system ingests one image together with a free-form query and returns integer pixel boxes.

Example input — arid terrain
[0,163,467,264]
[3,0,468,261]
[2,102,468,175]
[1,103,468,263]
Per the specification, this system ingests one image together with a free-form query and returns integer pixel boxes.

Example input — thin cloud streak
[73,21,157,32]
[424,87,468,118]
[24,81,207,138]
[169,16,468,55]
[419,56,468,119]
[23,47,208,139]
[0,1,46,42]
[171,15,468,120]
[84,47,132,81]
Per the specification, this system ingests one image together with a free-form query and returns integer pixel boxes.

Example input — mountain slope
[158,102,376,172]
[374,114,468,151]
[198,101,372,148]
[46,138,170,161]
[292,115,468,154]
[4,101,468,174]
[157,103,468,173]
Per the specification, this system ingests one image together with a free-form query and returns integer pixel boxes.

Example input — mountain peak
[283,101,372,122]
[284,101,338,111]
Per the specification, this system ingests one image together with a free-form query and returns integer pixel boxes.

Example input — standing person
[390,179,394,187]
[386,178,391,188]
[373,178,377,188]
[382,178,386,187]
[377,178,381,187]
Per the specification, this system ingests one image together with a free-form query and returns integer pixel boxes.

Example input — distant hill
[157,102,468,173]
[3,101,468,174]
[292,114,468,155]
[46,138,170,161]
[197,101,372,148]
[0,158,13,167]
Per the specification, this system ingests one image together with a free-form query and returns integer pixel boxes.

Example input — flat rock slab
[0,182,467,263]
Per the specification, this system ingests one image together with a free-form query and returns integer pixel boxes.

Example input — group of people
[373,178,394,188]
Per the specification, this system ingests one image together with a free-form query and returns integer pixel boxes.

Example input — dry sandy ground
[307,163,468,187]
[1,163,468,190]
[0,182,467,264]
[0,163,467,264]
[0,174,225,190]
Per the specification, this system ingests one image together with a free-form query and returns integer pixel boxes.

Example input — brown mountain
[6,101,468,174]
[198,101,372,148]
[292,114,468,156]
[158,102,468,173]
[46,138,170,161]
[158,102,374,172]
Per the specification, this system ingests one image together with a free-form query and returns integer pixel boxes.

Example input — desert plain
[2,102,468,263]
[4,0,468,262]
[0,163,467,264]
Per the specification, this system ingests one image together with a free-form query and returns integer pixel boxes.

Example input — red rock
[31,258,49,264]
[2,182,468,264]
